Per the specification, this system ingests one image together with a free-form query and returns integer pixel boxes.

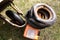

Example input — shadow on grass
[0,17,31,40]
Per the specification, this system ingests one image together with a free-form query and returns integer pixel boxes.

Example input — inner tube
[26,3,57,29]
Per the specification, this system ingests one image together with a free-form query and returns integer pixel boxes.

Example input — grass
[0,0,60,40]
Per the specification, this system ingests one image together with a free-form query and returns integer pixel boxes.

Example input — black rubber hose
[6,10,25,25]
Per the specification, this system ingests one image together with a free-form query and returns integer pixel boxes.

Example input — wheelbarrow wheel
[6,10,25,25]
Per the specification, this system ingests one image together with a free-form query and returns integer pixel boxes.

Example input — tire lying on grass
[6,10,26,27]
[26,3,57,29]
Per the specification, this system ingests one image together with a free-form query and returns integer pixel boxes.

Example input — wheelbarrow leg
[24,24,40,40]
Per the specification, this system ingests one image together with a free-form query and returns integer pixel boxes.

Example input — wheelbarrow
[0,0,27,27]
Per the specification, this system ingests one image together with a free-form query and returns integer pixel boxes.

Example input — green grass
[0,0,60,40]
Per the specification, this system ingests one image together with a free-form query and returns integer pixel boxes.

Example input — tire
[26,3,57,29]
[6,10,25,25]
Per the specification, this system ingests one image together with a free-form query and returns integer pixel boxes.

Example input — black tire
[26,3,57,29]
[6,10,25,25]
[33,3,56,26]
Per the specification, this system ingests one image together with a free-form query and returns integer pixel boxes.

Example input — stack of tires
[26,3,57,29]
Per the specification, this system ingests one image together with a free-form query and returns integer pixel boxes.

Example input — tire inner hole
[37,8,50,20]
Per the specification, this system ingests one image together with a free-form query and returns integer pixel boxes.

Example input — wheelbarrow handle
[10,2,23,15]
